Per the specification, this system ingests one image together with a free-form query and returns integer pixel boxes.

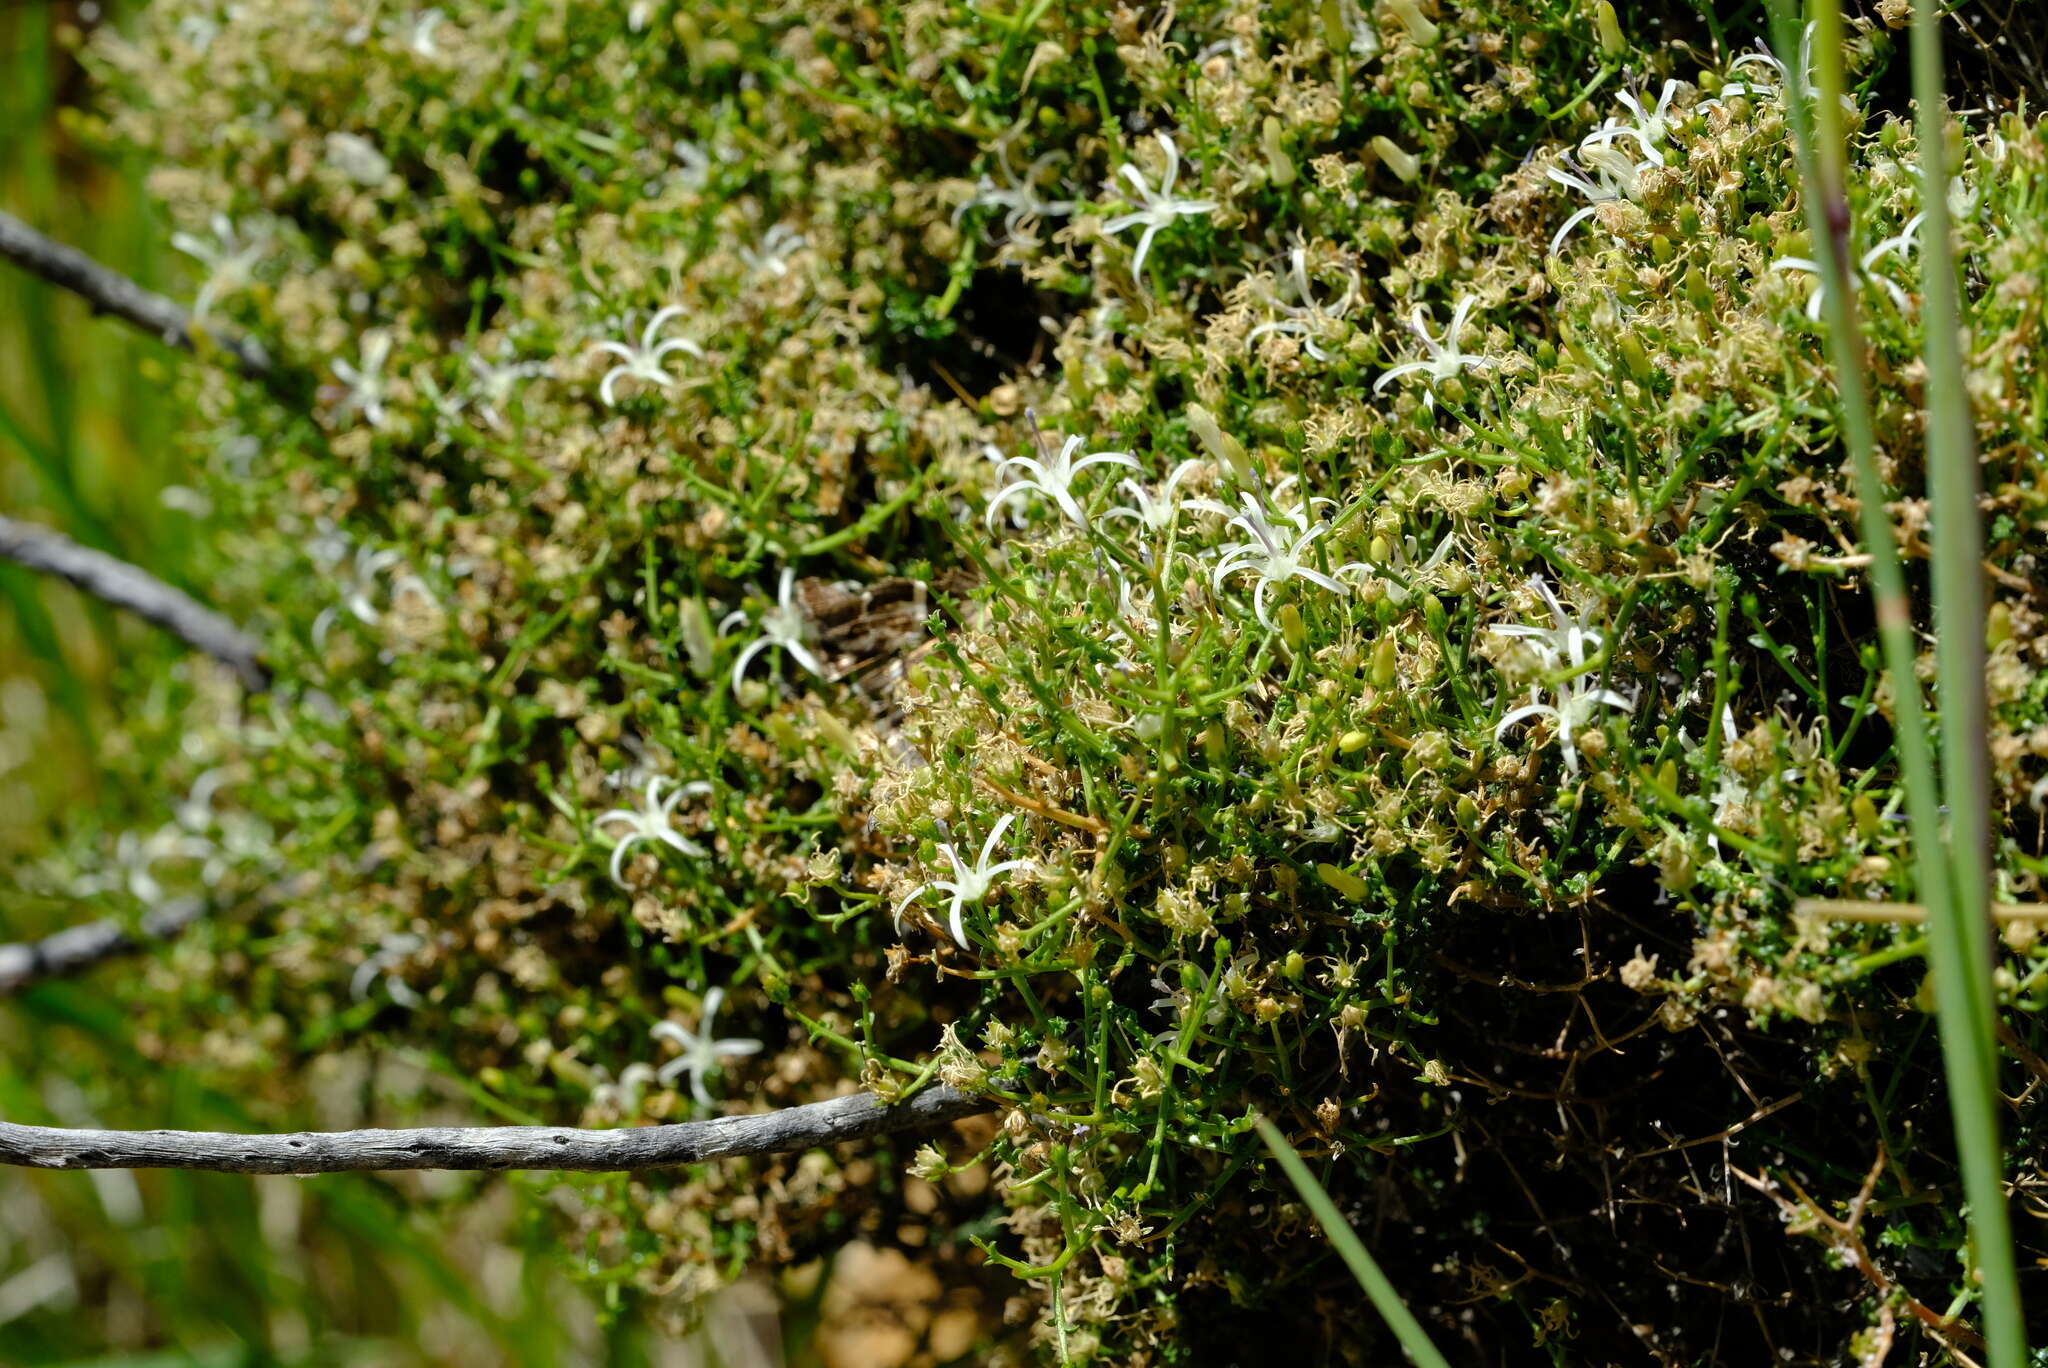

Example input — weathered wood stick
[0,514,268,691]
[0,896,210,995]
[0,1085,996,1174]
[0,208,271,376]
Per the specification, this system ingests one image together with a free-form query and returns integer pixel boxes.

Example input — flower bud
[1318,862,1368,900]
[1595,2,1625,58]
[1279,602,1307,650]
[1187,403,1253,483]
[1372,634,1399,688]
[1371,136,1420,183]
[1385,0,1437,46]
[1261,117,1296,186]
[1455,794,1481,831]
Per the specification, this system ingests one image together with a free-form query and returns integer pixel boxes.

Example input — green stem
[1254,1118,1452,1368]
[1910,0,2020,1357]
[1771,2,2020,1357]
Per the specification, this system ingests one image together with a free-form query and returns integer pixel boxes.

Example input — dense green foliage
[7,0,2048,1361]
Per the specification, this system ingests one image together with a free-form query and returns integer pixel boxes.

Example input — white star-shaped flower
[594,774,714,888]
[721,568,828,694]
[896,814,1034,949]
[332,331,395,430]
[1103,131,1217,276]
[1102,459,1204,536]
[1581,79,1682,167]
[1770,215,1921,322]
[1208,489,1361,631]
[591,306,704,407]
[651,988,763,1106]
[985,435,1139,534]
[1372,297,1493,395]
[1544,148,1643,256]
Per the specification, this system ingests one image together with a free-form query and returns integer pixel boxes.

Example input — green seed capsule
[1279,603,1307,650]
[1684,265,1714,313]
[1988,602,2013,648]
[1371,135,1420,182]
[1372,634,1399,688]
[1423,593,1448,639]
[814,708,859,754]
[1595,1,1625,57]
[1338,729,1371,754]
[1318,863,1369,900]
[1617,331,1654,382]
[1262,117,1296,186]
[1319,0,1349,51]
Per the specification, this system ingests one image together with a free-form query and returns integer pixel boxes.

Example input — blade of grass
[0,562,93,739]
[1252,1117,1451,1368]
[1909,0,2023,1358]
[1767,3,2022,1359]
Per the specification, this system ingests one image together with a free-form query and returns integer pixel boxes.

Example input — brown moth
[792,568,979,772]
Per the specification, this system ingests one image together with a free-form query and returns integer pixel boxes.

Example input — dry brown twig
[1729,1149,1983,1362]
[1795,897,2048,923]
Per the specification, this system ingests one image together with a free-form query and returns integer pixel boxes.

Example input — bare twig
[0,514,268,691]
[0,866,358,997]
[1794,898,2048,923]
[0,896,209,995]
[0,1085,995,1174]
[1630,1092,1802,1160]
[0,208,271,376]
[1729,1155,1984,1358]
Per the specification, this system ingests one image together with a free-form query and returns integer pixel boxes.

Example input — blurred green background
[0,4,732,1363]
[0,0,179,854]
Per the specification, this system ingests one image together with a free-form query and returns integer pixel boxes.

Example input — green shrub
[12,0,2047,1360]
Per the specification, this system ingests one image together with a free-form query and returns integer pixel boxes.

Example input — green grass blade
[0,390,120,552]
[1253,1117,1452,1368]
[1909,0,2024,1359]
[1767,3,2023,1358]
